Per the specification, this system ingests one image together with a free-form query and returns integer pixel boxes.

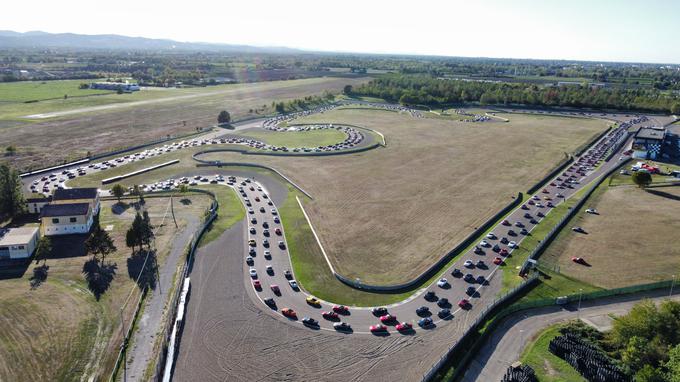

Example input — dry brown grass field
[540,183,680,289]
[0,195,209,381]
[2,77,367,171]
[196,108,610,284]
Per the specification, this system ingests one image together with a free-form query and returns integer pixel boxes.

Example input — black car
[438,308,451,319]
[264,298,276,308]
[451,268,463,277]
[466,286,476,296]
[424,291,437,301]
[416,306,430,316]
[500,237,509,244]
[507,229,517,236]
[372,307,388,316]
[418,317,433,328]
[263,222,269,229]
[476,260,487,269]
[284,270,293,279]
[437,298,449,308]
[476,275,486,284]
[464,273,475,283]
[520,228,529,235]
[524,213,532,219]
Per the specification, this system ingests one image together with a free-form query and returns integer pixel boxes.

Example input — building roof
[53,188,98,201]
[0,226,39,246]
[635,127,666,141]
[41,203,90,218]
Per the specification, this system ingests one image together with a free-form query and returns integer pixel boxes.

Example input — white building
[0,226,40,259]
[40,203,94,236]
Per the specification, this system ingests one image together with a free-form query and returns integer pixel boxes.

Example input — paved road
[462,290,680,382]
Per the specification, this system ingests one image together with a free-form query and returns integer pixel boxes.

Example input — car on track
[464,273,475,283]
[479,240,490,247]
[521,204,529,210]
[507,229,517,237]
[322,311,339,320]
[249,227,256,234]
[476,260,486,269]
[284,270,293,279]
[246,256,254,265]
[438,308,451,318]
[289,280,299,290]
[249,186,255,191]
[508,241,518,249]
[270,208,278,215]
[252,280,261,290]
[263,229,270,237]
[486,232,496,240]
[262,239,270,247]
[302,317,319,327]
[264,298,276,308]
[500,237,509,244]
[265,264,274,275]
[499,248,509,256]
[520,228,529,235]
[281,308,296,318]
[275,228,282,235]
[333,305,350,314]
[370,324,387,333]
[250,217,257,224]
[306,296,321,307]
[547,202,555,208]
[501,219,511,226]
[259,207,265,213]
[524,213,532,219]
[466,286,477,296]
[464,260,475,268]
[493,257,504,265]
[396,322,412,331]
[248,208,254,214]
[262,221,269,228]
[264,250,271,259]
[273,216,280,224]
[458,299,471,309]
[333,322,352,331]
[436,278,449,288]
[437,298,449,308]
[270,284,280,295]
[476,275,486,284]
[248,239,256,247]
[372,307,388,316]
[278,241,286,249]
[418,317,433,328]
[254,196,260,202]
[542,188,549,193]
[451,268,463,277]
[416,306,430,316]
[249,268,257,278]
[425,291,437,301]
[379,314,397,323]
[514,221,524,228]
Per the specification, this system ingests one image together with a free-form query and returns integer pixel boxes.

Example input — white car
[264,250,271,259]
[585,208,598,214]
[508,241,518,249]
[464,260,474,268]
[270,209,278,215]
[479,240,490,247]
[436,278,448,288]
[249,268,257,278]
[486,233,496,240]
[289,279,299,289]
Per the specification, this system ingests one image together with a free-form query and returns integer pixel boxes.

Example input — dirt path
[461,289,680,382]
[123,209,202,381]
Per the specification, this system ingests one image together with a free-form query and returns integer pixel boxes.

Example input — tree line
[351,74,680,114]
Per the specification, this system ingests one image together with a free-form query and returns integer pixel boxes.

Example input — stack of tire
[548,333,628,382]
[501,364,537,382]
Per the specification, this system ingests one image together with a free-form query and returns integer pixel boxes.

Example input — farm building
[26,196,52,214]
[632,127,666,160]
[0,226,40,259]
[52,187,100,215]
[39,188,100,236]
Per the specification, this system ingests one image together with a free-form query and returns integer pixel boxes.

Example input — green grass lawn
[608,161,680,186]
[520,323,586,382]
[235,128,347,148]
[197,185,245,246]
[0,79,114,102]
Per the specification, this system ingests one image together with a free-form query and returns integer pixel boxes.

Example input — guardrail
[423,275,678,382]
[329,192,523,292]
[574,126,613,157]
[519,156,631,276]
[101,160,180,184]
[527,154,573,194]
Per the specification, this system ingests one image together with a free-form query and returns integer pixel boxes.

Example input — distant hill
[0,30,300,53]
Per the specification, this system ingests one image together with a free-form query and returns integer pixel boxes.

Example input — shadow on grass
[50,234,88,259]
[127,249,158,291]
[0,258,30,280]
[180,198,192,205]
[30,264,49,289]
[111,202,131,215]
[83,258,117,300]
[645,189,680,202]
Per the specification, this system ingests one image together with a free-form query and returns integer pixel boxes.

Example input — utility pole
[577,288,583,319]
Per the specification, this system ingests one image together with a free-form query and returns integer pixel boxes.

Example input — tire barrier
[333,192,523,292]
[549,333,628,382]
[502,364,537,382]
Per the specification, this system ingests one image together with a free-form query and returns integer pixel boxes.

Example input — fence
[527,154,573,194]
[108,189,218,382]
[519,156,631,276]
[333,192,523,292]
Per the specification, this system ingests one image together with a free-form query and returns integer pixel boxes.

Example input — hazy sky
[3,0,679,64]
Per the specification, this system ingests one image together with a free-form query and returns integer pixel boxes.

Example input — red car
[379,314,396,323]
[252,280,262,290]
[493,257,503,265]
[396,322,412,331]
[270,284,281,295]
[370,324,387,332]
[549,182,556,186]
[255,197,260,202]
[458,299,471,309]
[499,248,509,257]
[275,228,282,235]
[322,311,339,320]
[542,188,549,194]
[281,308,296,318]
[333,305,349,314]
[571,257,587,265]
[501,219,511,226]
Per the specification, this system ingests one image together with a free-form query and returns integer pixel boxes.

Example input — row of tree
[350,74,680,114]
[0,163,25,221]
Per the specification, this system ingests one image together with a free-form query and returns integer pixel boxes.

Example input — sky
[2,0,679,64]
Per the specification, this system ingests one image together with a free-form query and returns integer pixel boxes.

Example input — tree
[178,184,189,193]
[85,225,117,263]
[666,344,680,382]
[125,227,139,253]
[217,110,231,124]
[111,184,126,203]
[671,103,680,115]
[634,364,665,382]
[35,237,52,265]
[140,210,154,248]
[343,85,353,95]
[632,170,652,188]
[0,163,26,219]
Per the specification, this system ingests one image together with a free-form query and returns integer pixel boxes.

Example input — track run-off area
[21,103,652,381]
